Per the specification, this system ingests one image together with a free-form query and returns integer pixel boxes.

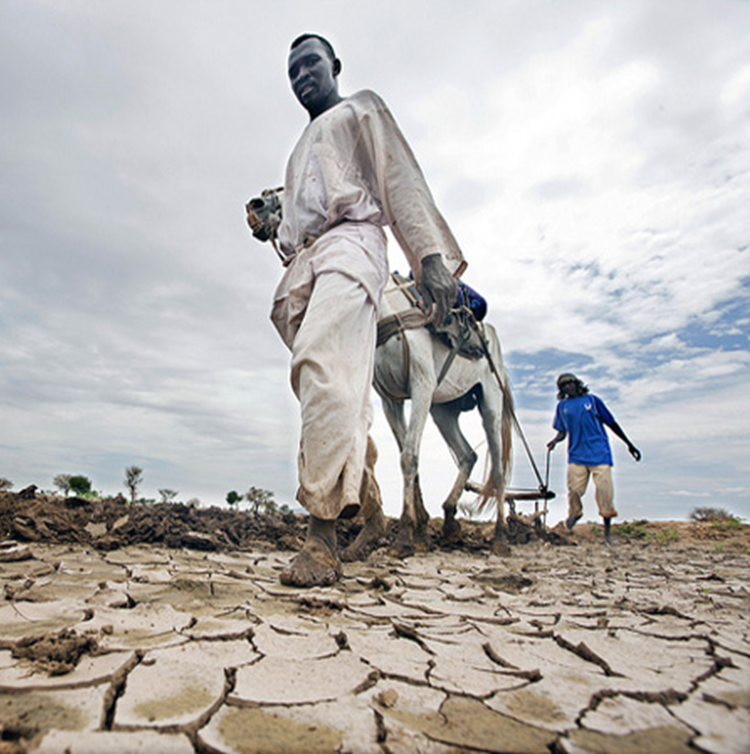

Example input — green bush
[616,519,649,539]
[711,516,743,532]
[647,527,680,544]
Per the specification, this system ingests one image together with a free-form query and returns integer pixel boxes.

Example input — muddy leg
[280,516,342,587]
[413,475,431,549]
[389,450,421,559]
[391,513,416,558]
[442,501,462,543]
[491,510,511,556]
[342,436,387,562]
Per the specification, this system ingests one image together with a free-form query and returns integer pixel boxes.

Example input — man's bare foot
[341,510,387,562]
[280,547,341,587]
[280,517,342,588]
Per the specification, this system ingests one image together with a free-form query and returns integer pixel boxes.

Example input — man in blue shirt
[547,373,641,544]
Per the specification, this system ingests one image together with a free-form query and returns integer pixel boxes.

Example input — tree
[69,475,92,496]
[158,488,178,504]
[226,490,242,508]
[245,486,275,517]
[0,477,13,492]
[124,466,143,504]
[53,474,73,497]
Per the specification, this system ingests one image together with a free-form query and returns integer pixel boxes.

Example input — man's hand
[628,445,642,462]
[246,203,265,236]
[547,431,565,451]
[419,254,457,326]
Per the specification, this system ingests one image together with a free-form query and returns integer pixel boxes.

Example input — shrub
[647,527,680,544]
[690,507,733,522]
[711,516,743,532]
[616,519,649,539]
[159,489,178,504]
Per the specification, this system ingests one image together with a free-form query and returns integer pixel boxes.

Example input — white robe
[271,90,466,519]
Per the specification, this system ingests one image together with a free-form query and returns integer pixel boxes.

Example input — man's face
[287,38,339,116]
[559,379,577,397]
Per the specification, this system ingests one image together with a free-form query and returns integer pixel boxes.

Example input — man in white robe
[271,33,466,586]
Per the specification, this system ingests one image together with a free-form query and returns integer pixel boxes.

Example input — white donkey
[373,274,515,556]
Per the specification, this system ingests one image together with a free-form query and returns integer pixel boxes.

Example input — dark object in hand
[246,187,283,242]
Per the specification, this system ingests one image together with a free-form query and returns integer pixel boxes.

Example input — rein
[377,274,471,393]
[375,275,429,398]
[474,329,547,491]
[376,309,426,347]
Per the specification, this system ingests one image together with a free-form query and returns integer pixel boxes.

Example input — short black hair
[290,33,337,63]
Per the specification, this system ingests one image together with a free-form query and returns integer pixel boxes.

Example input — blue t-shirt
[553,394,615,466]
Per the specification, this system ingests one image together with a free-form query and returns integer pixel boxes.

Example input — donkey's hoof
[490,539,511,556]
[389,537,415,559]
[442,518,462,544]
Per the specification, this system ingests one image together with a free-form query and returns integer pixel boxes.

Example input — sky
[1,0,748,525]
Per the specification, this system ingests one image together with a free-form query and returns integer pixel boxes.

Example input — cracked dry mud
[0,531,748,754]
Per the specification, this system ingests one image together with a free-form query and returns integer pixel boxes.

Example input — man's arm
[547,430,566,451]
[355,91,466,287]
[604,420,641,461]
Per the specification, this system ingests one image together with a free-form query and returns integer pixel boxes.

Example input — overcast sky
[1,0,748,525]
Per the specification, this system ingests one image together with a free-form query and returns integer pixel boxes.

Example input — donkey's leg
[379,396,416,557]
[477,385,510,556]
[391,378,435,558]
[413,473,429,536]
[430,401,478,542]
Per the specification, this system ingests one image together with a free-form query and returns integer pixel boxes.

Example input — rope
[474,324,547,491]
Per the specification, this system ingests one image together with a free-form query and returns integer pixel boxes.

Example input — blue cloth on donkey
[456,281,487,321]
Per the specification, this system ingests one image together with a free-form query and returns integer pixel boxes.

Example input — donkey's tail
[476,333,514,515]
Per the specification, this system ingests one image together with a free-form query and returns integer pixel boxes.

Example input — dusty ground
[0,490,748,753]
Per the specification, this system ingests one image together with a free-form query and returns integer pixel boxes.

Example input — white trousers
[287,272,377,520]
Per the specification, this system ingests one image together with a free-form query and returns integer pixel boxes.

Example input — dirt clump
[9,628,99,676]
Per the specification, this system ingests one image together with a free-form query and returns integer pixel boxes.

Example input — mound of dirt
[2,490,746,555]
[0,490,308,554]
[0,490,560,555]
